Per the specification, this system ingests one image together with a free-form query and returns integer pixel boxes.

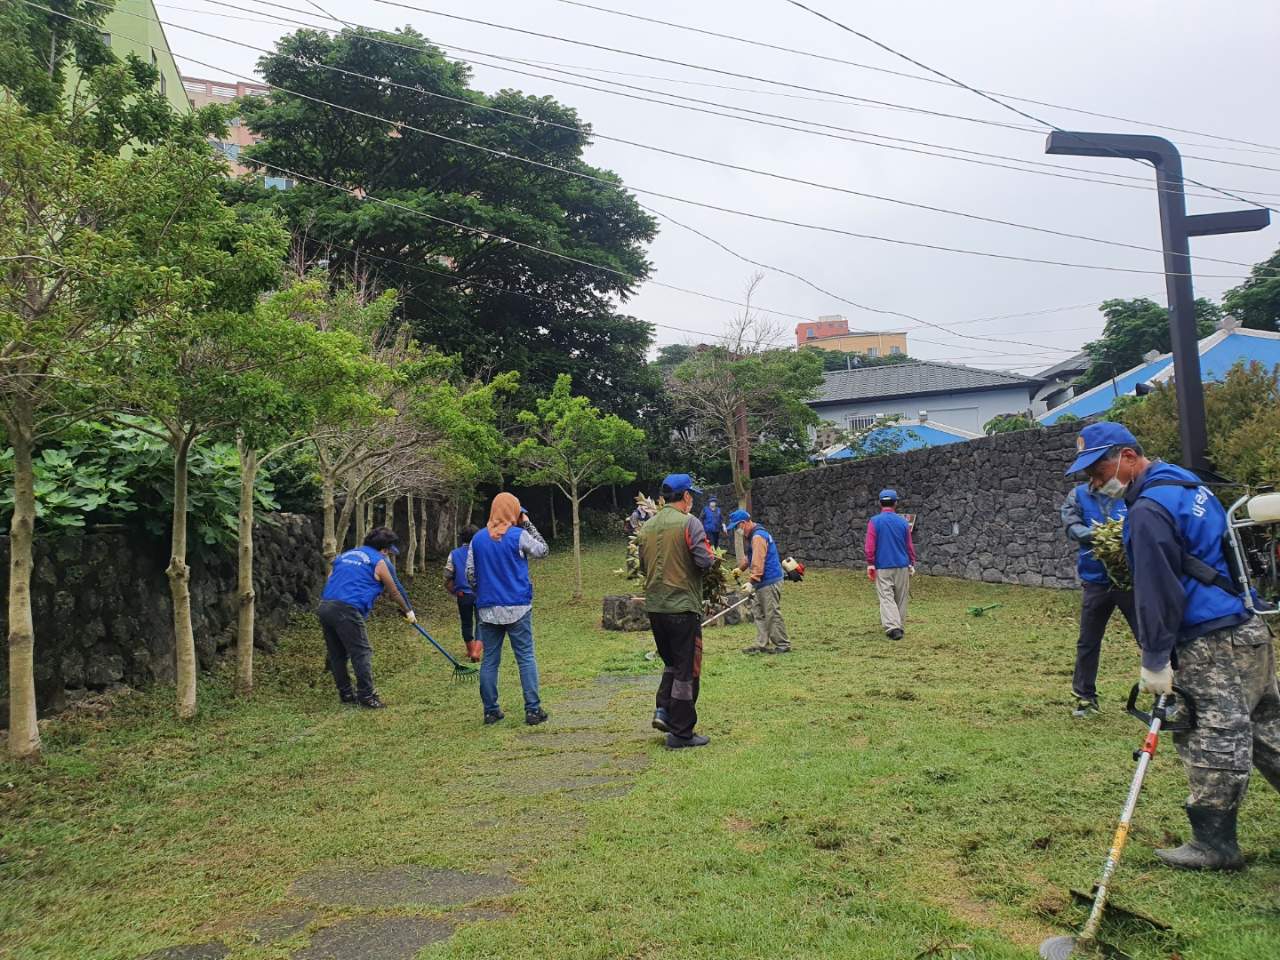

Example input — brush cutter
[701,590,755,628]
[409,621,479,681]
[1039,684,1196,960]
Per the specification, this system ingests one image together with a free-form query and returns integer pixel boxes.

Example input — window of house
[889,345,902,355]
[867,347,879,358]
[100,32,111,48]
[183,79,207,94]
[846,414,879,431]
[229,117,241,128]
[215,141,240,160]
[806,329,815,338]
[212,85,238,98]
[160,72,166,96]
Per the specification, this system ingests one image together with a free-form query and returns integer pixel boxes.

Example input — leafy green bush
[0,419,288,547]
[982,412,1040,435]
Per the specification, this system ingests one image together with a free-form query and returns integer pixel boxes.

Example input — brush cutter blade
[1039,935,1132,960]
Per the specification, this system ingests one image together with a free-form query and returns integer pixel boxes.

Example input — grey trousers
[875,567,911,632]
[750,582,790,650]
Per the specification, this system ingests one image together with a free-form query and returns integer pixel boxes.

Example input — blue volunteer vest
[701,506,722,532]
[1075,483,1127,585]
[471,526,534,608]
[870,511,912,569]
[321,545,385,616]
[1124,462,1247,632]
[449,545,474,598]
[747,526,784,587]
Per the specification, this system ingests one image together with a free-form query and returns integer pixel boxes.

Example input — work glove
[740,581,756,597]
[908,565,916,576]
[1139,663,1174,696]
[867,566,876,581]
[403,610,418,625]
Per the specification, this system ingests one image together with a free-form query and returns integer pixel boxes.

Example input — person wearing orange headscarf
[465,493,550,725]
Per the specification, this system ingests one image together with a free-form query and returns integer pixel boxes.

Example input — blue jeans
[478,611,541,715]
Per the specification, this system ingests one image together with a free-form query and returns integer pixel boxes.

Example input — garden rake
[388,564,478,681]
[1039,685,1194,959]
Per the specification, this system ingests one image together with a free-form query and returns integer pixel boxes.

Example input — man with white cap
[865,489,915,640]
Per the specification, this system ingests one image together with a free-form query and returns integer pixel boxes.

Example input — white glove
[403,610,418,625]
[908,565,916,576]
[740,581,756,596]
[1139,663,1173,695]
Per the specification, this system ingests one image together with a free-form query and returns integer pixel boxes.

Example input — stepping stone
[245,909,318,944]
[292,917,453,960]
[138,945,228,960]
[524,775,623,794]
[594,675,658,686]
[289,866,518,908]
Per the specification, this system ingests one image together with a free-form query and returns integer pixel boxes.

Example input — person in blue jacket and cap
[865,489,916,640]
[1060,460,1138,719]
[1067,421,1280,871]
[700,496,726,550]
[728,508,791,654]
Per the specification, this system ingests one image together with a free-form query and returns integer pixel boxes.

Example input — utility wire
[161,0,1280,201]
[547,0,1280,156]
[779,0,1280,216]
[129,5,1274,272]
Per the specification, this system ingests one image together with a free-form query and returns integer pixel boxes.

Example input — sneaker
[887,628,904,641]
[767,646,792,654]
[652,708,671,732]
[742,645,768,655]
[358,693,386,709]
[525,708,549,726]
[339,691,359,706]
[665,733,710,749]
[483,709,505,725]
[1072,698,1100,719]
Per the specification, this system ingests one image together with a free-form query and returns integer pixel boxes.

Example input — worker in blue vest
[1068,422,1280,871]
[1060,475,1138,718]
[700,496,725,549]
[444,525,481,662]
[316,526,415,709]
[728,509,791,654]
[865,489,916,640]
[466,492,550,726]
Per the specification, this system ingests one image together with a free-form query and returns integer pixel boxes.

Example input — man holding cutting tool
[637,474,716,749]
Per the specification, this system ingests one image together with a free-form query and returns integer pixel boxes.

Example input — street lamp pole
[1045,132,1269,474]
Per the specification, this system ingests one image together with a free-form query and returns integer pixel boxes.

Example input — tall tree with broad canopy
[513,374,646,600]
[1078,297,1220,390]
[238,26,658,415]
[1223,245,1280,333]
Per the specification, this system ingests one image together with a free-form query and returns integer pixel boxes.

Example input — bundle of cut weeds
[1089,517,1130,590]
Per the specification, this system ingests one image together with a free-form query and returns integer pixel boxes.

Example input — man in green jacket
[637,473,717,749]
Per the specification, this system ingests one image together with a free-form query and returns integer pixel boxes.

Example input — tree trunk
[549,487,558,540]
[571,481,583,601]
[383,493,394,532]
[168,432,198,720]
[235,441,258,698]
[354,496,368,544]
[734,401,751,511]
[404,493,417,576]
[6,402,41,759]
[418,497,429,561]
[611,484,618,511]
[321,472,338,561]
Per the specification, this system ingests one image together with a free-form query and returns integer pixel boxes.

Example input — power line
[132,7,1275,272]
[545,0,1280,157]
[60,3,1261,283]
[161,0,1280,203]
[779,0,1280,216]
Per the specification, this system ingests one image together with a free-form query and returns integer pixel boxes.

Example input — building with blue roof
[813,419,981,463]
[1039,325,1280,425]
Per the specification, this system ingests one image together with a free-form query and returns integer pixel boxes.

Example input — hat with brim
[1065,421,1139,475]
[726,508,751,531]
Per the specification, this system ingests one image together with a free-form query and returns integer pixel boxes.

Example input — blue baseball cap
[726,508,751,531]
[1065,421,1139,475]
[661,473,702,497]
[879,489,898,501]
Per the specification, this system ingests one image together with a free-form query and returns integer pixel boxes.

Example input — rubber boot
[1154,805,1245,871]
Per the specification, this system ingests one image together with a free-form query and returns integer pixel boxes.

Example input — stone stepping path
[138,945,229,960]
[290,866,518,909]
[293,917,455,960]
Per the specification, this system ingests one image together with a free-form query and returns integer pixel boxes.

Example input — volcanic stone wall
[706,423,1084,588]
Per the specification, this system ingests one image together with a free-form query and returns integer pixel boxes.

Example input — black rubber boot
[1155,805,1245,871]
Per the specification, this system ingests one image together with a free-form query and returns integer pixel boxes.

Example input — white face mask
[1098,476,1126,498]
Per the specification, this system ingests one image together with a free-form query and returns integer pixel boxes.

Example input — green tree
[801,346,913,372]
[239,26,658,415]
[1223,246,1280,332]
[1112,360,1280,486]
[982,412,1040,435]
[1078,297,1220,390]
[665,277,825,509]
[513,374,646,600]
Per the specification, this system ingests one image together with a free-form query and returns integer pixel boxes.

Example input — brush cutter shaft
[1078,694,1169,945]
[701,592,754,628]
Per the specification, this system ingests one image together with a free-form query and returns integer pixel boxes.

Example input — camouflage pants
[1172,616,1280,810]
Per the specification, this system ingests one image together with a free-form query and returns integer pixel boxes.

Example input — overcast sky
[156,0,1280,373]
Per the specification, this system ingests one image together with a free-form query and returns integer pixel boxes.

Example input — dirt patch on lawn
[927,860,1055,949]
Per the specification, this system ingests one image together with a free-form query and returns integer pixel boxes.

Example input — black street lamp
[1045,132,1269,474]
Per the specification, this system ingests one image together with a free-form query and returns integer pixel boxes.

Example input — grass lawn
[2,539,1278,959]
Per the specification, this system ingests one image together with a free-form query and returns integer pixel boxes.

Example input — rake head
[452,664,480,682]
